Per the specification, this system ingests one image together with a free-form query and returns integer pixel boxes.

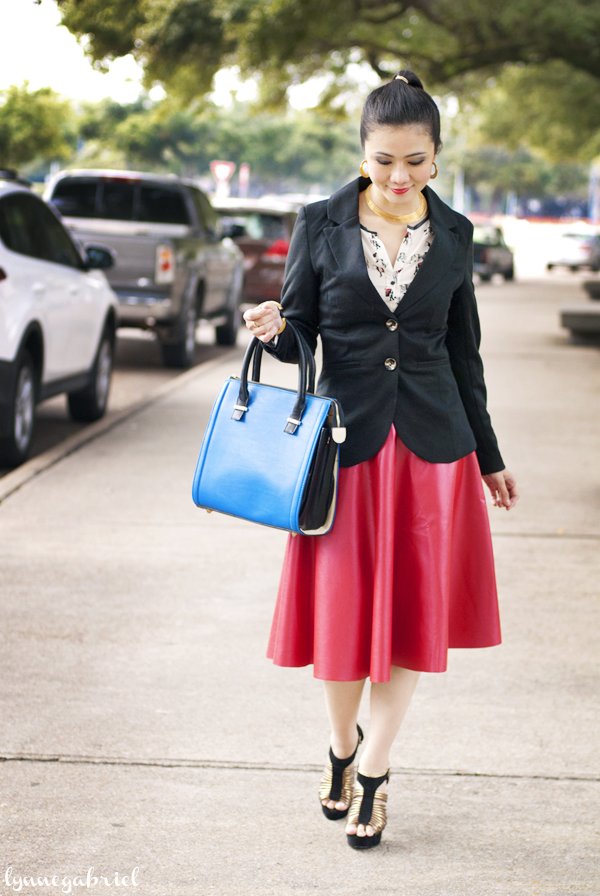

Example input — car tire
[503,265,515,281]
[215,266,243,347]
[68,329,114,422]
[215,304,241,347]
[0,350,36,467]
[160,296,198,369]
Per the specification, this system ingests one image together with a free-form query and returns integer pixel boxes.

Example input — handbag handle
[250,324,315,393]
[232,321,315,433]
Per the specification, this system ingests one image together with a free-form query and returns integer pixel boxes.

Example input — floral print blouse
[361,217,434,312]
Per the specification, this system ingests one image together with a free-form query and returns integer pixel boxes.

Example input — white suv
[0,177,118,467]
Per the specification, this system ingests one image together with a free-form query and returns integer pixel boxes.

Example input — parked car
[472,224,515,281]
[45,170,245,368]
[212,197,297,303]
[546,232,600,272]
[0,178,117,467]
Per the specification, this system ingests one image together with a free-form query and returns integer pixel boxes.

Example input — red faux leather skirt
[266,426,501,681]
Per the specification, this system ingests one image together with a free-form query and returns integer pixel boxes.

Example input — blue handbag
[192,322,346,534]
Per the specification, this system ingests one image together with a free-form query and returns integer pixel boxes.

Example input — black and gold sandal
[346,769,390,849]
[318,723,364,820]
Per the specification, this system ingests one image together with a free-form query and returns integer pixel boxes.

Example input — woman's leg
[346,666,420,837]
[321,678,366,812]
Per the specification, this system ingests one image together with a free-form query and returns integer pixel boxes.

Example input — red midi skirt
[266,426,501,681]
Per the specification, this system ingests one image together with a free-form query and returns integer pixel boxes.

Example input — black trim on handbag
[192,321,346,535]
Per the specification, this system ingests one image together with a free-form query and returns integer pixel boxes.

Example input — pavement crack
[0,752,597,783]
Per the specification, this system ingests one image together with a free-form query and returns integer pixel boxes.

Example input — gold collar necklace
[365,185,427,225]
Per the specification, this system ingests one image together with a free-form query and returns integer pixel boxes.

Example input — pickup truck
[45,170,244,367]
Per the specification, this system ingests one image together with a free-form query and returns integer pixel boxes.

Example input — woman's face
[363,124,436,211]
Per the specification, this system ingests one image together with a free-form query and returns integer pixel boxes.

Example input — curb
[0,349,239,506]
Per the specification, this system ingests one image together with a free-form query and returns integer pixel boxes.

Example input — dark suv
[45,170,244,368]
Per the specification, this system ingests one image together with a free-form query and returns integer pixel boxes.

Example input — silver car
[45,170,245,368]
[547,232,600,273]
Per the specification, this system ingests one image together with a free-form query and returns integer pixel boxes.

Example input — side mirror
[84,244,115,270]
[220,221,246,239]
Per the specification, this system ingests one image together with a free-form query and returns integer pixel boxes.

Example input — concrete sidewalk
[0,277,598,896]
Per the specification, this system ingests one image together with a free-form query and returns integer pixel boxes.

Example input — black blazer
[264,177,505,475]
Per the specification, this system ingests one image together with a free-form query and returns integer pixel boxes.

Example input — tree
[467,62,600,163]
[54,0,600,101]
[0,84,74,169]
[73,97,360,191]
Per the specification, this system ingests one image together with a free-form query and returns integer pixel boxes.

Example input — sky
[0,0,326,107]
[0,0,262,105]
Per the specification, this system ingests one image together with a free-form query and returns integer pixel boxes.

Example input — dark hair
[360,69,442,153]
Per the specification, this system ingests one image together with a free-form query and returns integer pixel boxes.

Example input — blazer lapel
[323,179,461,319]
[393,185,460,318]
[324,218,387,311]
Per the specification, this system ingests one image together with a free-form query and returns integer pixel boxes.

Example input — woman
[243,70,518,851]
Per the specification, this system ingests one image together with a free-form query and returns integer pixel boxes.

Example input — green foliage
[0,84,75,169]
[55,0,600,102]
[0,77,588,207]
[52,0,600,164]
[71,98,360,191]
[466,62,600,163]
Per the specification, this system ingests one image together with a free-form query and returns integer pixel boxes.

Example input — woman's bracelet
[274,302,286,335]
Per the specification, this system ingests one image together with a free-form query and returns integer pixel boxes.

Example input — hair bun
[393,70,424,90]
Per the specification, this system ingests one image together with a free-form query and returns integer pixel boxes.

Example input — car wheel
[215,266,243,347]
[68,329,114,422]
[0,350,36,467]
[503,265,515,281]
[160,297,198,369]
[215,303,241,346]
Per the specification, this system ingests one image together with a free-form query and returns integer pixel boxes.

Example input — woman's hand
[243,301,284,343]
[482,469,519,510]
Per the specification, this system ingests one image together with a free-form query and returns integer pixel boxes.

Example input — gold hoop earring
[359,160,369,178]
[430,161,439,179]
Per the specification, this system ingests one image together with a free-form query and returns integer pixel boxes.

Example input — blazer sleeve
[446,226,505,475]
[262,205,320,363]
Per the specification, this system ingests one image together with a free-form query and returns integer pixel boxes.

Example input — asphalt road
[0,323,239,478]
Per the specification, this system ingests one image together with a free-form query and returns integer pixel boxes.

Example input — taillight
[155,244,175,284]
[262,239,289,259]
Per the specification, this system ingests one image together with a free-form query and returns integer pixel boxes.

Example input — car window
[0,193,82,268]
[218,211,287,241]
[100,180,135,220]
[473,226,502,246]
[0,194,37,256]
[137,185,190,224]
[50,178,99,217]
[36,201,85,268]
